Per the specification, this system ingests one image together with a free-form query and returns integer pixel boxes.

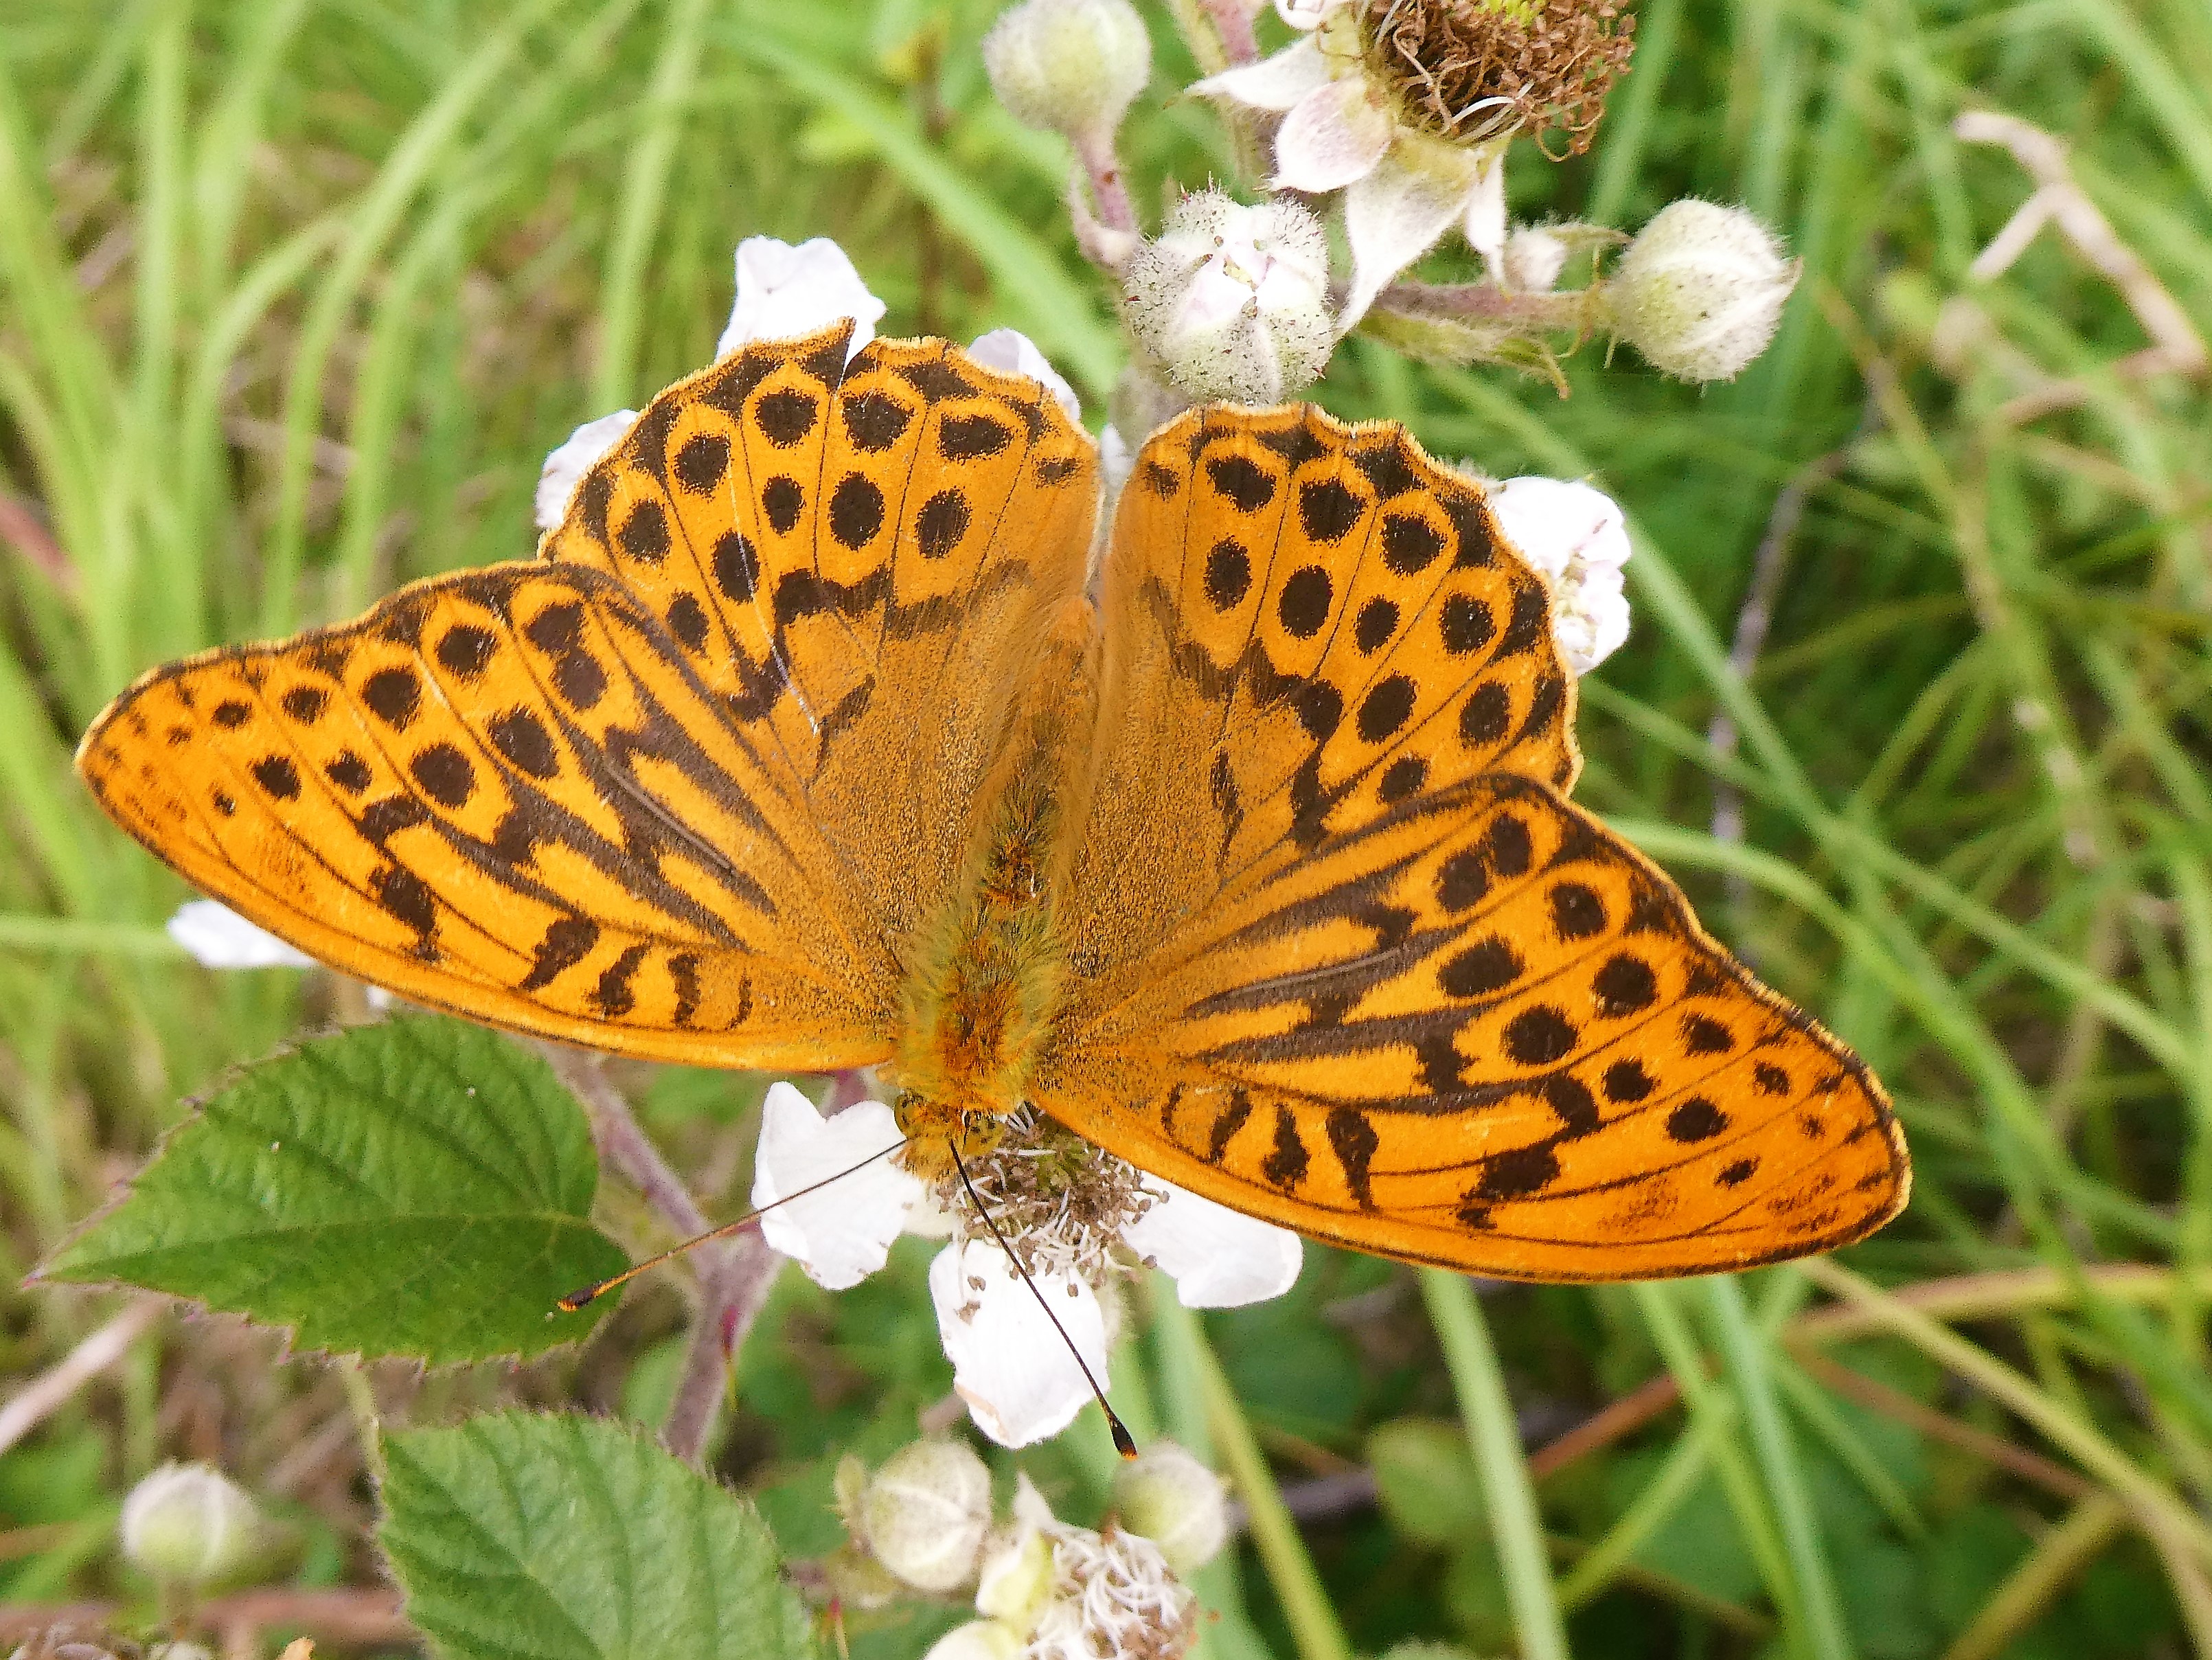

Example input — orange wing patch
[78,564,893,1069]
[1038,772,1905,1278]
[1060,405,1575,1032]
[543,326,1098,956]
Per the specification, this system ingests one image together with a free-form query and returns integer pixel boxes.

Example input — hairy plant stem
[1374,277,1597,331]
[539,1045,779,1464]
[1075,130,1136,237]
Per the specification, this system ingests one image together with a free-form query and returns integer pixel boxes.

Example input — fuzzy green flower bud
[983,0,1151,145]
[1605,199,1798,383]
[858,1439,994,1593]
[1112,1441,1229,1573]
[119,1463,258,1589]
[1124,190,1335,405]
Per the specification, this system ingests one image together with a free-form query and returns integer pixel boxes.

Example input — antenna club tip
[556,1286,602,1312]
[1110,1420,1139,1459]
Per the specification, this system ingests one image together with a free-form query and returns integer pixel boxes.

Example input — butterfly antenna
[948,1139,1137,1459]
[556,1137,910,1312]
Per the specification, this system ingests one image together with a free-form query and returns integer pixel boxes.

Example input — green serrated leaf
[39,1018,624,1364]
[380,1411,820,1660]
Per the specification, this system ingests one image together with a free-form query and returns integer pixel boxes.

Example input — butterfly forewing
[1038,410,1906,1277]
[1057,406,1576,1003]
[542,325,1099,955]
[78,564,894,1068]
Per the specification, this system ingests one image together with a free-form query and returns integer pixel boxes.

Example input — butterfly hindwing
[1040,769,1906,1277]
[542,326,1099,954]
[78,563,896,1068]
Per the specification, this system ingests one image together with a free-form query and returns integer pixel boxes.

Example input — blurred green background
[2,0,2209,1656]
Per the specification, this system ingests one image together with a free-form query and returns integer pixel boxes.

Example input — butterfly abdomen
[888,604,1097,1166]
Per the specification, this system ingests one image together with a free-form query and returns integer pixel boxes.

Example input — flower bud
[1501,227,1569,293]
[922,1621,1025,1660]
[1112,1442,1229,1573]
[858,1440,994,1593]
[119,1463,258,1589]
[974,1519,1056,1630]
[1606,200,1797,383]
[1124,191,1334,405]
[1487,476,1632,675]
[983,0,1150,144]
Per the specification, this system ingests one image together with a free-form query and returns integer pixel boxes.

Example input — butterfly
[77,325,1906,1280]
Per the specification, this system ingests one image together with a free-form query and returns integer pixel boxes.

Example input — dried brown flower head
[1360,0,1636,155]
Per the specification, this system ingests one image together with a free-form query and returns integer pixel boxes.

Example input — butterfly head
[889,1089,1010,1182]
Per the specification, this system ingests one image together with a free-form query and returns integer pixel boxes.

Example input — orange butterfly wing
[540,325,1098,955]
[1034,408,1906,1277]
[78,565,889,1067]
[78,330,1099,1071]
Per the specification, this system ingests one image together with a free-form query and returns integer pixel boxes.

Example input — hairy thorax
[885,603,1097,1181]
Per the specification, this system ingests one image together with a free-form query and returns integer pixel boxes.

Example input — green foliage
[39,1018,625,1364]
[379,1411,819,1660]
[1369,1420,1483,1549]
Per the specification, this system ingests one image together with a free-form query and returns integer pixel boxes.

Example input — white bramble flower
[929,1476,1199,1660]
[1604,200,1797,383]
[167,900,313,970]
[119,1462,259,1589]
[1191,0,1512,328]
[1487,475,1632,674]
[1124,190,1334,403]
[1194,0,1633,328]
[983,0,1152,146]
[753,1084,1300,1448]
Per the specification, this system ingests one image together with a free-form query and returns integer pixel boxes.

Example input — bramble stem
[540,1045,780,1464]
[1075,130,1137,237]
[1375,278,1598,332]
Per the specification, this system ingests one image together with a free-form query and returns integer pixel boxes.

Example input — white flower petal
[1270,79,1394,193]
[1462,146,1509,273]
[1489,477,1630,582]
[1339,145,1476,328]
[533,409,636,532]
[751,1083,921,1290]
[923,1622,1023,1660]
[1489,477,1634,674]
[966,328,1081,421]
[716,236,887,361]
[167,901,314,970]
[904,1184,959,1240]
[1274,0,1342,29]
[930,1240,1108,1447]
[1189,38,1332,113]
[1124,1181,1302,1308]
[1098,424,1134,516]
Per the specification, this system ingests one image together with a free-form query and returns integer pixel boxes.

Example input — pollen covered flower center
[1358,0,1634,152]
[904,1102,1162,1289]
